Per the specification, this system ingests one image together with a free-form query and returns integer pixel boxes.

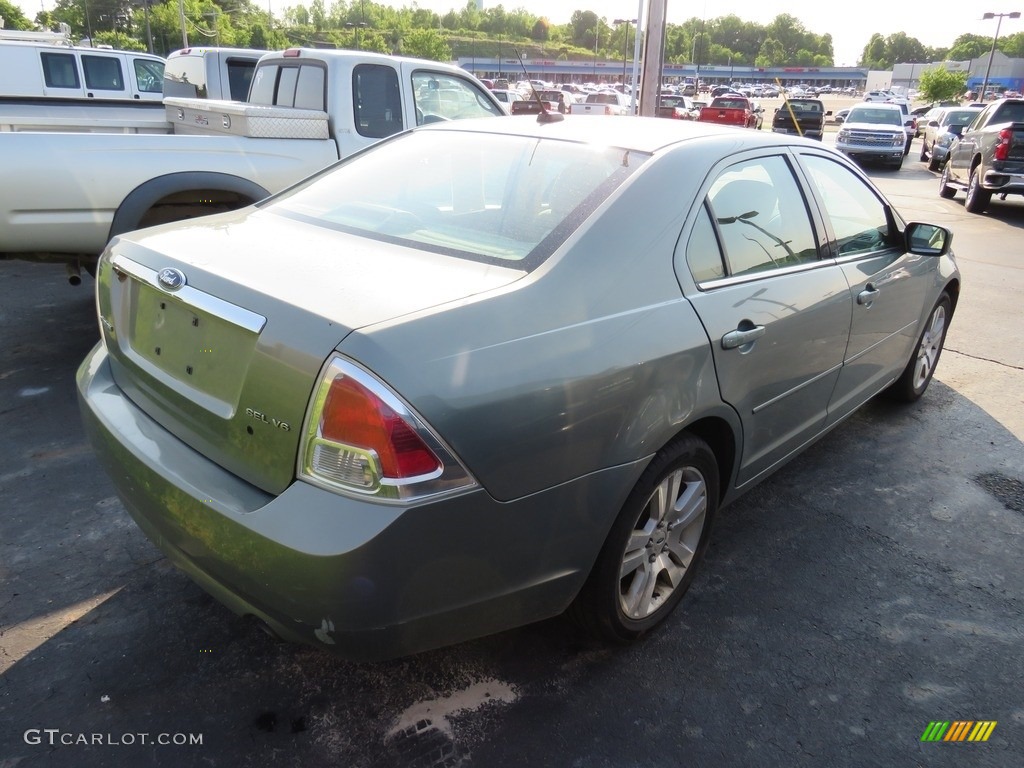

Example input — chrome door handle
[857,286,880,305]
[722,325,766,349]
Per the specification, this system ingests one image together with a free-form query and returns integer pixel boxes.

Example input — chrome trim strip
[843,322,916,364]
[110,254,266,334]
[751,362,844,415]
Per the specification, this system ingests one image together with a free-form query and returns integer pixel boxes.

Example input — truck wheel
[964,168,991,213]
[919,141,928,162]
[938,164,957,199]
[927,153,941,172]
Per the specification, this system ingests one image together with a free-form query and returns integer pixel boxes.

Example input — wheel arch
[108,172,271,242]
[653,413,738,508]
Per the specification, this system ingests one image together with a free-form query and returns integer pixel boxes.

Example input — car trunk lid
[96,209,524,495]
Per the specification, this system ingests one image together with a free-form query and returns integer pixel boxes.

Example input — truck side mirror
[948,124,965,137]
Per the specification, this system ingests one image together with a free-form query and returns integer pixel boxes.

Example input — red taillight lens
[995,128,1012,161]
[321,375,440,479]
[301,357,476,501]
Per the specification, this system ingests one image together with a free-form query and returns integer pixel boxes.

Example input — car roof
[420,114,805,154]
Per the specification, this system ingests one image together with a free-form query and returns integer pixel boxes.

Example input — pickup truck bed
[0,97,168,133]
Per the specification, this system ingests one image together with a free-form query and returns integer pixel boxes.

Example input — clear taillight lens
[299,356,477,502]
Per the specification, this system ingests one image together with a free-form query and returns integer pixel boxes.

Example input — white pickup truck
[569,91,631,116]
[0,48,505,282]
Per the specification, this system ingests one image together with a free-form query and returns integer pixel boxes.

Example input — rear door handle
[857,286,880,306]
[722,325,766,349]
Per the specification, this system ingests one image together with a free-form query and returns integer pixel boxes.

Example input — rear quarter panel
[337,143,740,502]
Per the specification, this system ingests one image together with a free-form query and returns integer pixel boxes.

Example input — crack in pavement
[945,347,1024,371]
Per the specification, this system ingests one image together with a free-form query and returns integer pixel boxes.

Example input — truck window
[249,63,325,110]
[133,59,164,93]
[82,55,125,92]
[353,64,403,139]
[249,64,277,104]
[277,67,299,106]
[163,56,207,98]
[227,60,256,101]
[40,52,80,89]
[294,66,325,110]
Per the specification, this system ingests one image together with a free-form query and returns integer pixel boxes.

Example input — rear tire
[886,293,951,403]
[570,434,718,644]
[919,141,928,162]
[964,168,991,213]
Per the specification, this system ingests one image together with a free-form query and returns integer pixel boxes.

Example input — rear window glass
[268,130,644,270]
[40,52,79,89]
[82,55,124,91]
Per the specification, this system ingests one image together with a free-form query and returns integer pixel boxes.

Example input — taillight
[995,128,1012,161]
[320,375,439,479]
[300,356,476,502]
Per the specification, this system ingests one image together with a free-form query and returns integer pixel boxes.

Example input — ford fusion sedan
[78,117,960,661]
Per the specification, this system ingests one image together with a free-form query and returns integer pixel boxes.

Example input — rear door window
[40,52,82,92]
[82,55,126,96]
[353,64,403,138]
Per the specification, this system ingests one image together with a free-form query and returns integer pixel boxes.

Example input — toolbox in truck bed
[165,96,329,139]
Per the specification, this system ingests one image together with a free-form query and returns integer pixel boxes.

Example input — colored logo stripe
[921,721,996,742]
[921,722,950,742]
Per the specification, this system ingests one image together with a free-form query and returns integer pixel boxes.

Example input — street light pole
[593,21,600,80]
[979,11,1021,101]
[614,19,636,90]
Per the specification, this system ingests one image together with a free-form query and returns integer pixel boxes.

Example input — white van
[0,40,165,101]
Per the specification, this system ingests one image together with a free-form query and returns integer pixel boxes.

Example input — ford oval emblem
[157,267,186,292]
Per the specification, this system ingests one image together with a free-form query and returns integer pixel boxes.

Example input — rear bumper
[982,167,1024,194]
[772,126,823,139]
[77,343,641,660]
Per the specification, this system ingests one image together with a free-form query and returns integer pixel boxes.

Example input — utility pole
[639,0,666,116]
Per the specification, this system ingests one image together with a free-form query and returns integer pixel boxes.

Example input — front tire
[964,168,991,213]
[886,293,951,402]
[571,435,719,644]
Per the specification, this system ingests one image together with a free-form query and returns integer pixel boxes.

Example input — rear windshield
[267,130,644,270]
[786,100,821,112]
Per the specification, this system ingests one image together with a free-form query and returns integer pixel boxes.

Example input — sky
[8,0,1014,67]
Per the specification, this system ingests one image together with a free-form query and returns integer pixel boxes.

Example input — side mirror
[825,110,833,116]
[905,222,952,256]
[948,124,965,137]
[928,119,939,127]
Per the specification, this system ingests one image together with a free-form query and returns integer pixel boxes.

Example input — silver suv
[834,104,907,169]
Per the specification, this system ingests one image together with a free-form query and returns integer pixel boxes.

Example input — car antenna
[514,48,563,123]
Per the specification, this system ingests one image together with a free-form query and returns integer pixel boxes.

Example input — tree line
[2,0,1022,69]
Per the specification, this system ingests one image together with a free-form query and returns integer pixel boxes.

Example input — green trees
[917,68,969,103]
[7,2,1012,70]
[0,0,33,30]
